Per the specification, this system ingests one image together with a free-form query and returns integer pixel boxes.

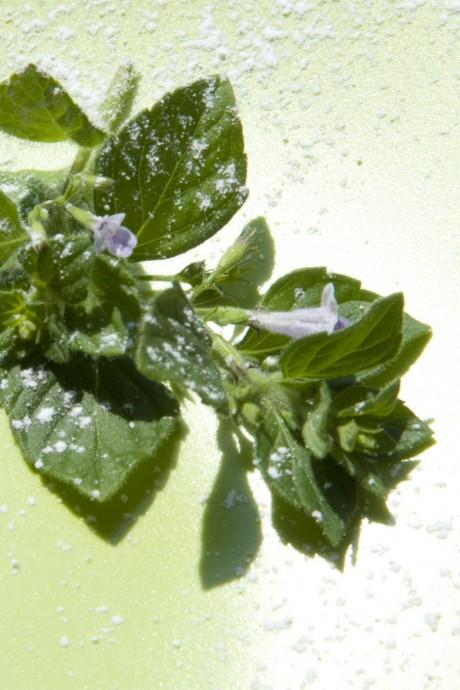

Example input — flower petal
[109,213,126,225]
[249,283,346,339]
[105,226,138,258]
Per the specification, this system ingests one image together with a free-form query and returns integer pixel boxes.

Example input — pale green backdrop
[0,2,459,689]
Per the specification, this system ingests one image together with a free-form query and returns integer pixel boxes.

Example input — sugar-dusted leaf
[95,76,247,260]
[0,262,29,291]
[239,267,372,356]
[256,406,346,546]
[67,254,141,359]
[0,64,105,146]
[0,169,66,221]
[136,284,226,408]
[280,293,404,380]
[19,232,94,304]
[0,357,178,501]
[193,217,275,308]
[16,233,142,361]
[100,62,140,133]
[0,188,28,268]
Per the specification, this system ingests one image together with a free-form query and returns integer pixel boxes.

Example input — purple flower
[90,213,137,258]
[249,283,349,339]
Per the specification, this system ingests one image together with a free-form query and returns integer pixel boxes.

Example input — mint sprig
[0,64,434,570]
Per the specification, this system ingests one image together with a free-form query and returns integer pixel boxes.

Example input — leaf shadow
[199,419,262,589]
[42,418,188,544]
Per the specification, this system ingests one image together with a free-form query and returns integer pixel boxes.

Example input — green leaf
[177,260,208,287]
[378,401,434,460]
[19,232,94,304]
[67,254,141,359]
[0,262,29,291]
[334,382,400,419]
[357,313,432,387]
[95,76,247,260]
[0,357,178,501]
[301,382,333,459]
[280,293,404,380]
[238,267,372,356]
[193,217,275,308]
[0,188,28,268]
[17,233,142,362]
[334,396,433,462]
[0,289,26,352]
[337,419,360,453]
[0,64,105,146]
[0,169,66,220]
[136,284,226,408]
[337,449,418,500]
[100,62,139,133]
[256,407,346,547]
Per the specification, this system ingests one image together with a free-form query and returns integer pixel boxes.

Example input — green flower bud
[18,319,37,340]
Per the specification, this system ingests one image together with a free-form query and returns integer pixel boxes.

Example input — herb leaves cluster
[0,64,433,562]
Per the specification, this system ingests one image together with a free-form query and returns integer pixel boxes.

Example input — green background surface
[1,2,459,689]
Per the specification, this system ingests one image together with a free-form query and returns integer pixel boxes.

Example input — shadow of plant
[43,418,187,544]
[200,419,262,589]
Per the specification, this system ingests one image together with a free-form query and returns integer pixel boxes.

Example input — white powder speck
[111,614,124,626]
[224,489,238,509]
[79,416,92,429]
[36,407,55,423]
[60,636,70,648]
[312,510,323,523]
[95,605,109,614]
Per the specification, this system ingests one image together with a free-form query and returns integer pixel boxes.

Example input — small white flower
[89,213,137,258]
[249,283,349,339]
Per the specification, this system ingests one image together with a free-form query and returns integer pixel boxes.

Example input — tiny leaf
[100,62,139,133]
